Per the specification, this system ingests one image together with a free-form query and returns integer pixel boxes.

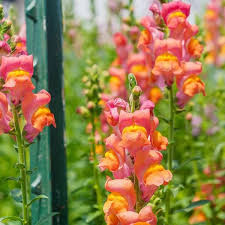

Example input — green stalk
[165,85,175,224]
[91,113,103,211]
[128,0,135,25]
[134,175,144,212]
[130,93,144,212]
[12,106,30,225]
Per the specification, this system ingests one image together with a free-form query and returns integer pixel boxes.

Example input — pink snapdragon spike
[22,90,56,142]
[0,92,12,134]
[101,92,172,223]
[0,55,34,104]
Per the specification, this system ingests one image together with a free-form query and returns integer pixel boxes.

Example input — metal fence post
[25,0,68,224]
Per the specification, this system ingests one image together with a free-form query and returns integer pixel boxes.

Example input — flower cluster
[139,0,205,108]
[99,82,172,224]
[0,55,56,142]
[204,0,225,66]
[108,0,205,109]
[0,18,55,142]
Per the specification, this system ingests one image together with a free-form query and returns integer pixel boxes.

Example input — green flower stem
[130,94,144,212]
[12,105,30,225]
[91,113,103,211]
[165,85,175,224]
[134,175,144,212]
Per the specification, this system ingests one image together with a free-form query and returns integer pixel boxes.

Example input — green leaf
[158,116,169,124]
[35,212,59,225]
[4,176,20,182]
[10,188,22,203]
[28,195,48,207]
[0,216,23,224]
[128,73,137,91]
[173,156,201,171]
[217,212,225,220]
[24,142,34,148]
[85,211,102,223]
[175,200,210,213]
[214,142,225,159]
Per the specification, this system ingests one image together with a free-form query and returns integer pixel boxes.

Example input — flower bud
[186,112,192,121]
[76,106,89,116]
[87,101,95,109]
[82,76,88,83]
[132,86,142,99]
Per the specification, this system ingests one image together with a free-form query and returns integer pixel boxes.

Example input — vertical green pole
[25,0,68,225]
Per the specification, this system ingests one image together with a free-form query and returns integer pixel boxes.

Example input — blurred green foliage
[0,1,224,225]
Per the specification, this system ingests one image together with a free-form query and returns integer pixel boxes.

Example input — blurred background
[0,0,225,225]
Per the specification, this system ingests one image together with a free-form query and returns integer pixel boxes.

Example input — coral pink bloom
[140,16,164,40]
[176,62,202,88]
[117,206,157,225]
[127,54,150,90]
[176,75,205,108]
[135,150,172,196]
[138,29,153,54]
[113,32,129,64]
[152,39,183,86]
[99,134,131,178]
[148,87,163,104]
[134,148,171,201]
[186,38,203,59]
[104,177,136,224]
[105,177,136,210]
[149,0,161,15]
[0,92,12,134]
[119,110,152,156]
[162,1,190,30]
[183,23,199,41]
[0,55,34,104]
[134,149,163,183]
[104,98,129,127]
[119,109,151,135]
[143,164,172,187]
[151,130,168,151]
[22,90,56,142]
[109,67,126,96]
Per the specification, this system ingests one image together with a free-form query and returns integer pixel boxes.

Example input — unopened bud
[186,112,192,121]
[82,76,88,83]
[153,197,161,206]
[5,19,12,26]
[87,101,95,109]
[76,106,89,116]
[129,6,134,12]
[123,17,131,24]
[132,86,142,98]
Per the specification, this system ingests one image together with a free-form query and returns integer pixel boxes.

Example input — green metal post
[25,0,68,225]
